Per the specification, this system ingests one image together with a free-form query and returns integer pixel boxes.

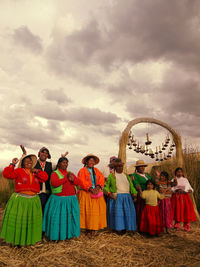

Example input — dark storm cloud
[125,75,200,138]
[13,26,43,53]
[47,0,200,75]
[42,88,72,104]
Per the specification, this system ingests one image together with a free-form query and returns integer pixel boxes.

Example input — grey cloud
[47,0,200,77]
[0,103,88,149]
[34,105,121,125]
[42,88,72,104]
[13,26,43,54]
[66,107,120,125]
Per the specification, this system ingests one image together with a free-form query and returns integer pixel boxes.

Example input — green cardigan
[132,172,152,191]
[104,173,137,195]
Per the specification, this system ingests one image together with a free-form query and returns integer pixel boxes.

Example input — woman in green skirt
[43,157,80,240]
[1,154,48,246]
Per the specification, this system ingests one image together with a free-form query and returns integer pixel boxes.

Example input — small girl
[43,157,80,241]
[140,180,164,235]
[155,171,177,233]
[171,167,196,231]
[104,160,137,233]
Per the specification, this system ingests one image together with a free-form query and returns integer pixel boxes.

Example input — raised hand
[61,151,69,158]
[20,145,27,155]
[12,158,19,165]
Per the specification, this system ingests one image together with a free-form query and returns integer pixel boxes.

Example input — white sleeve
[185,178,194,193]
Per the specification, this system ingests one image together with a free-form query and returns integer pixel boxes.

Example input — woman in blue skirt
[43,157,80,240]
[104,160,137,233]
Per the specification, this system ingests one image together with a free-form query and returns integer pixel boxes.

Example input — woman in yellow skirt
[78,154,107,236]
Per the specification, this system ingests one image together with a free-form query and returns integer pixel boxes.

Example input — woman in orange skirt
[77,154,107,236]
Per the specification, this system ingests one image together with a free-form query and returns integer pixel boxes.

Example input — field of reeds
[0,172,14,207]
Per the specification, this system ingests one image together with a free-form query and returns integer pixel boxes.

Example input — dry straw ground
[0,207,200,267]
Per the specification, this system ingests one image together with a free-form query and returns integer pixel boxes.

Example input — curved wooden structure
[118,117,183,171]
[118,117,200,221]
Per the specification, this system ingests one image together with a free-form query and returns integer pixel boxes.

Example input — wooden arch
[118,117,183,171]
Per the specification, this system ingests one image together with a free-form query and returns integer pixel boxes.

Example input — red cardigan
[51,169,80,196]
[3,164,48,194]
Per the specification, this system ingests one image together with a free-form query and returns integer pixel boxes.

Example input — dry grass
[0,215,200,267]
[0,173,14,207]
[0,174,10,192]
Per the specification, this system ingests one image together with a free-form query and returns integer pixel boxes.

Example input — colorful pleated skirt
[78,190,107,230]
[43,194,80,240]
[159,198,173,228]
[171,193,196,223]
[140,205,164,235]
[107,193,136,231]
[0,192,42,246]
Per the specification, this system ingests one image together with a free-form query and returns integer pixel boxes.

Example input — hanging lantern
[164,153,167,160]
[160,154,163,161]
[131,135,134,144]
[166,134,170,142]
[144,145,149,155]
[128,131,132,139]
[159,146,162,153]
[164,141,168,148]
[162,143,166,151]
[136,142,140,153]
[145,133,152,145]
[149,148,154,157]
[140,145,145,154]
[133,139,137,147]
[155,154,159,161]
[155,146,158,155]
[172,142,175,147]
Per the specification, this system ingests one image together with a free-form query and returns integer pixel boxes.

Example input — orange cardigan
[78,167,105,191]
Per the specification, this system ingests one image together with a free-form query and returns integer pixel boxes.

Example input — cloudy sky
[0,0,199,172]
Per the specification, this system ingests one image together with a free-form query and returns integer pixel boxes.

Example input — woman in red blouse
[1,154,48,247]
[42,157,81,240]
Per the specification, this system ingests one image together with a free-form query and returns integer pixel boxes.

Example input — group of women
[0,147,197,247]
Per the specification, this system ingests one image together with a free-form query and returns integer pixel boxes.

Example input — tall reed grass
[0,172,14,207]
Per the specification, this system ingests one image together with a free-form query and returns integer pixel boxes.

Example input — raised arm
[3,158,19,180]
